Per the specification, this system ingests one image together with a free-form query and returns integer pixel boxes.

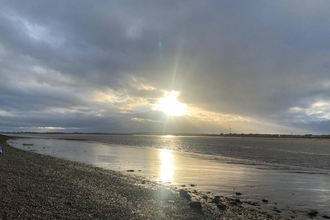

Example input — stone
[126,170,134,172]
[262,199,268,203]
[248,201,259,206]
[217,204,227,211]
[179,189,191,200]
[189,201,202,212]
[322,215,330,219]
[308,210,318,217]
[236,192,242,196]
[211,196,220,204]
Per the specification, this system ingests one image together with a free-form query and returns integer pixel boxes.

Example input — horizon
[1,1,330,134]
[1,131,327,137]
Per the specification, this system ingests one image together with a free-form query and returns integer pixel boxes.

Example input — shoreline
[4,132,330,140]
[1,134,287,219]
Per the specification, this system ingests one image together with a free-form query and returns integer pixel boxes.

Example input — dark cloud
[1,0,330,133]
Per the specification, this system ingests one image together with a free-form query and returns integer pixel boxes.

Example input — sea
[6,133,330,219]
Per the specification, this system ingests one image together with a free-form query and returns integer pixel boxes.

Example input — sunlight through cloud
[153,91,186,116]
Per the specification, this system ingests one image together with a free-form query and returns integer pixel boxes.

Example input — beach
[0,134,287,219]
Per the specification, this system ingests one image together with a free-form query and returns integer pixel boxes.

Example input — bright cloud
[290,100,330,122]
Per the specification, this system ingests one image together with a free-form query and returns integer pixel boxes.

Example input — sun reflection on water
[159,149,174,183]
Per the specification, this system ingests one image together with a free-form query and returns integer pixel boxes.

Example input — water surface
[7,134,330,219]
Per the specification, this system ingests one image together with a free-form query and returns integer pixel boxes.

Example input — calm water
[16,134,330,171]
[6,134,330,218]
[98,135,330,171]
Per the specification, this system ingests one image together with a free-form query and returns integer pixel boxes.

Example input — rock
[189,201,202,212]
[181,184,186,187]
[126,170,134,172]
[217,204,227,211]
[179,189,191,200]
[262,199,268,203]
[235,198,241,203]
[190,184,196,187]
[236,192,242,196]
[322,215,330,219]
[229,201,238,206]
[211,196,220,204]
[308,210,318,217]
[141,180,146,184]
[245,201,259,206]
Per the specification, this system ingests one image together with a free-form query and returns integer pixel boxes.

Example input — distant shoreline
[2,131,330,139]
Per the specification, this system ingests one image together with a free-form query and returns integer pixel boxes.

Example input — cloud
[290,100,330,123]
[1,0,330,133]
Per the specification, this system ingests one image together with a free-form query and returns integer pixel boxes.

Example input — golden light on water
[154,91,186,116]
[159,149,174,183]
[163,135,175,138]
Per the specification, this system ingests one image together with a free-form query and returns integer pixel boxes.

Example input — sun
[154,91,187,116]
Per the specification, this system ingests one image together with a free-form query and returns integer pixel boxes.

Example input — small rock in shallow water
[127,170,134,172]
[308,210,318,217]
[322,215,330,219]
[236,192,242,196]
[189,201,202,212]
[262,199,268,203]
[141,180,146,184]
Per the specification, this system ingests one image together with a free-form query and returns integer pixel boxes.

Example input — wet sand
[0,134,287,219]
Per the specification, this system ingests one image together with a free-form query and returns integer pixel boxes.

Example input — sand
[0,135,284,219]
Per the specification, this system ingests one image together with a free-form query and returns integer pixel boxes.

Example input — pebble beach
[0,134,285,219]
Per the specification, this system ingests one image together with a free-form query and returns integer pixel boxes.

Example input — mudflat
[0,135,283,219]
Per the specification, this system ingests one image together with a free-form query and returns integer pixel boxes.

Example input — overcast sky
[1,0,330,134]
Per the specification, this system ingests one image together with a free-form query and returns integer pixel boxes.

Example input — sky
[1,0,330,134]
